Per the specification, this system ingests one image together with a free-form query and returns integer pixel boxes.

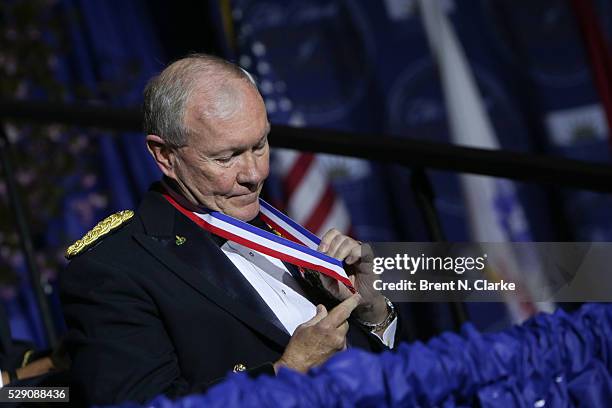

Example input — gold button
[233,363,247,372]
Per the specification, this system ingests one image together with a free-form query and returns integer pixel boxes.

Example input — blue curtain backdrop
[2,0,163,347]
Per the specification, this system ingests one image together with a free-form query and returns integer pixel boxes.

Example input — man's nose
[236,152,263,185]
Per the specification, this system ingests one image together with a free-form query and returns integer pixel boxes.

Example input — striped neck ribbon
[162,192,355,292]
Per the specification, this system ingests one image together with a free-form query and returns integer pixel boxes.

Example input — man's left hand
[317,229,388,325]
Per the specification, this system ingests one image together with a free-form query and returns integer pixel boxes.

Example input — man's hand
[0,356,55,385]
[318,229,388,326]
[274,294,361,373]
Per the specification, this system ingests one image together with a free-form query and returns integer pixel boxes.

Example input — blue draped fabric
[57,0,163,209]
[107,303,612,408]
[1,0,164,347]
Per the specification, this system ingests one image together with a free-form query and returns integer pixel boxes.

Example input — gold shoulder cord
[65,210,134,259]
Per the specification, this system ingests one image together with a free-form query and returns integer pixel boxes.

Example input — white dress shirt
[221,240,396,348]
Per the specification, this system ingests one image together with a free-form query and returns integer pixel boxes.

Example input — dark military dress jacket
[61,185,394,405]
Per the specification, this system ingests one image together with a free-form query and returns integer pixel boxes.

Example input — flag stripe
[284,153,314,198]
[288,158,326,224]
[318,199,351,237]
[305,184,335,233]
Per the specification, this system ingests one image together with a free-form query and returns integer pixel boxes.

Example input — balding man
[61,54,399,405]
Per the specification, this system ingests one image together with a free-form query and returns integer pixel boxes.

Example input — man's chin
[226,199,260,221]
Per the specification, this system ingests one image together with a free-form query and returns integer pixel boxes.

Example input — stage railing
[2,99,612,192]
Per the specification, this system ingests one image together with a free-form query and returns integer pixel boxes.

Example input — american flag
[235,35,352,238]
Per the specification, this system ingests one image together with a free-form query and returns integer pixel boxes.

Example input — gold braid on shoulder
[65,210,134,259]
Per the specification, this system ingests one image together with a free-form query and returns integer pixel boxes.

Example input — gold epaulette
[65,210,134,259]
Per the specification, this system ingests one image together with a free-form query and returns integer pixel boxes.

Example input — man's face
[172,81,270,221]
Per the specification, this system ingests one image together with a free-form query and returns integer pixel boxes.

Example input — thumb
[303,304,327,327]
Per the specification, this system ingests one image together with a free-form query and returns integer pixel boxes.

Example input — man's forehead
[187,78,243,117]
[202,120,270,152]
[184,85,269,153]
[184,128,268,159]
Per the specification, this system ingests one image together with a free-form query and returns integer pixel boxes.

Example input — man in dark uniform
[61,54,400,406]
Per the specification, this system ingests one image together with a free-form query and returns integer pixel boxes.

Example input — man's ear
[146,134,178,179]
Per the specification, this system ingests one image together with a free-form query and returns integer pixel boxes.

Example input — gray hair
[143,53,258,148]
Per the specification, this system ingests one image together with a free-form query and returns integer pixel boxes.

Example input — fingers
[341,243,361,265]
[318,228,341,253]
[324,293,361,327]
[338,320,349,336]
[331,318,350,352]
[328,233,347,257]
[302,304,328,327]
[283,300,356,373]
[318,229,361,264]
[327,320,350,351]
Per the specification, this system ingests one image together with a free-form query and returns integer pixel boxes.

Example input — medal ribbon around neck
[161,192,355,292]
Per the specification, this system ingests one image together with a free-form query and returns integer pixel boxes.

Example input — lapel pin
[175,235,187,246]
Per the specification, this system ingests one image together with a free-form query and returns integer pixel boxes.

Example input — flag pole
[411,167,468,328]
[0,125,57,348]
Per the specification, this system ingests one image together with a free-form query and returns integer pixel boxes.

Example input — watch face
[235,0,375,124]
[480,0,609,88]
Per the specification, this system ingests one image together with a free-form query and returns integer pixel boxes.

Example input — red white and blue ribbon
[162,193,355,292]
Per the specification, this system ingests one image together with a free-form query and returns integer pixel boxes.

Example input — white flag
[418,0,554,321]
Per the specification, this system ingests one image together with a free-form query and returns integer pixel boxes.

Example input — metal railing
[2,99,612,191]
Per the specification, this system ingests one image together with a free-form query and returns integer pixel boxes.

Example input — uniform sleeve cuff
[246,362,276,379]
[372,316,398,349]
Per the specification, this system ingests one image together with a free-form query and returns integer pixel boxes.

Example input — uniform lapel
[133,190,290,348]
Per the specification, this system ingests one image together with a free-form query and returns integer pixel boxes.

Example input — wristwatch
[357,297,396,332]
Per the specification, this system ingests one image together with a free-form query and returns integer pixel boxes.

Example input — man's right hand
[273,293,361,374]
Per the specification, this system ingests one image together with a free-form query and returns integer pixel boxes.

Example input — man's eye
[215,156,234,164]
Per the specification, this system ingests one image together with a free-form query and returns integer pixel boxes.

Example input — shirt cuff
[372,316,398,349]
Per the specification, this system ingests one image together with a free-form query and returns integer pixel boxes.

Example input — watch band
[356,297,396,332]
